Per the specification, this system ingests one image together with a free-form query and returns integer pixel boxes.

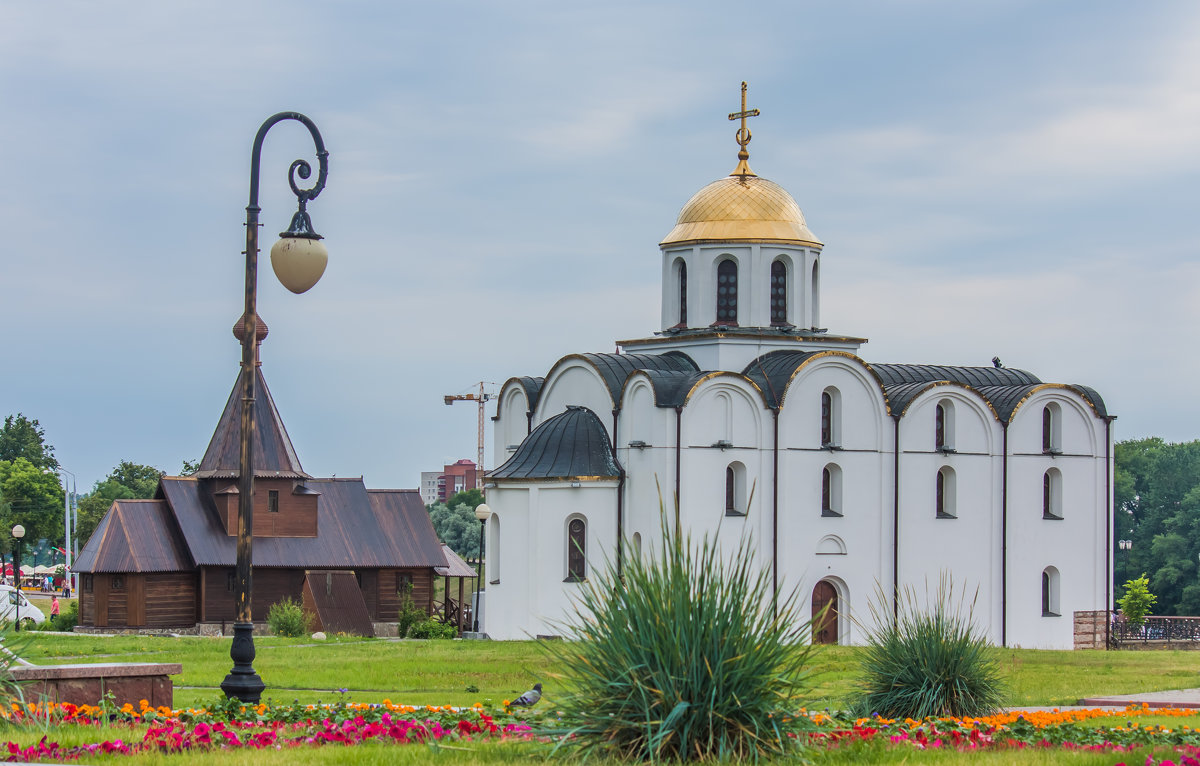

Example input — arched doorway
[812,580,839,644]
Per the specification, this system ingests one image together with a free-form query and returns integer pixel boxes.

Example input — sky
[2,1,1199,495]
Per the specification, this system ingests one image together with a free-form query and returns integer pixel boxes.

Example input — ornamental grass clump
[850,578,1006,720]
[548,518,815,762]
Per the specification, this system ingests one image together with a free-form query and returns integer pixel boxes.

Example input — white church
[481,88,1113,649]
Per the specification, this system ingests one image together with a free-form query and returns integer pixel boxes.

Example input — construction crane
[444,382,495,489]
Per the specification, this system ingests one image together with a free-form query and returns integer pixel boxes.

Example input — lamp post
[473,503,491,633]
[55,468,75,596]
[1118,539,1133,585]
[11,525,24,631]
[219,113,330,704]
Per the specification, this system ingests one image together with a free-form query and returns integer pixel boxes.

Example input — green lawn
[14,632,1200,710]
[6,634,1200,764]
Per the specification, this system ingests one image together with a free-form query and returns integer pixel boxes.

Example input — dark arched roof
[883,381,957,416]
[559,352,698,405]
[489,406,621,481]
[509,376,544,411]
[1070,384,1109,419]
[635,369,714,408]
[870,363,1041,389]
[741,350,823,408]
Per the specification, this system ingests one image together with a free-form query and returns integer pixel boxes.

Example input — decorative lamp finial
[727,80,760,178]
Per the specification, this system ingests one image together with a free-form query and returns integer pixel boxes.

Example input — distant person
[50,596,59,618]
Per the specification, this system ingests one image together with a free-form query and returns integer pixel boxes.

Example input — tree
[1117,573,1157,626]
[74,462,164,548]
[0,414,57,470]
[179,459,200,476]
[1115,438,1200,615]
[444,488,484,512]
[0,457,65,547]
[426,501,482,559]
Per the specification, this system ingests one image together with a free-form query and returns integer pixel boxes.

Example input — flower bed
[0,699,534,762]
[1,699,1200,763]
[809,705,1200,764]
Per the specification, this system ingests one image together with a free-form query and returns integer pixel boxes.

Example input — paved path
[1076,688,1200,709]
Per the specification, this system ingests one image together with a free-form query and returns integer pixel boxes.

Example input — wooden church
[74,316,449,632]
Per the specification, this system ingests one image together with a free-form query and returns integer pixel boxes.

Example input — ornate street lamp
[220,113,329,704]
[11,525,24,631]
[473,503,491,633]
[1118,539,1133,586]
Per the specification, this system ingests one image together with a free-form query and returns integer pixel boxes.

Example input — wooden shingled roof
[195,366,310,480]
[73,499,193,574]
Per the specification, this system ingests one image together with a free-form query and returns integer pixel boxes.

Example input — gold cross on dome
[728,81,760,155]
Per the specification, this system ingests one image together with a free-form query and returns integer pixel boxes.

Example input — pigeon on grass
[510,683,542,707]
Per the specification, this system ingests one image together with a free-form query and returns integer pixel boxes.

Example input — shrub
[396,583,425,638]
[1118,573,1157,626]
[409,619,457,639]
[31,600,78,632]
[548,518,814,762]
[850,579,1006,719]
[266,597,312,638]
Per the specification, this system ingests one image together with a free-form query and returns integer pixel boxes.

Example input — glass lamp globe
[270,235,328,294]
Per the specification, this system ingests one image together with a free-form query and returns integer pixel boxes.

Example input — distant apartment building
[418,459,478,506]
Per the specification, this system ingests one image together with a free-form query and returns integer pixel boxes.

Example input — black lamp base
[220,622,265,703]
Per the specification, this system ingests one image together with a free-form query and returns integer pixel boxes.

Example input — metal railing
[1110,614,1200,647]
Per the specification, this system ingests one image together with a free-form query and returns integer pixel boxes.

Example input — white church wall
[534,361,615,435]
[494,383,529,462]
[481,487,529,640]
[483,481,619,640]
[1005,391,1109,649]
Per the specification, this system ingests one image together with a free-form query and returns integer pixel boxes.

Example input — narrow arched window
[822,467,831,511]
[822,464,842,517]
[936,467,957,518]
[821,392,832,446]
[1043,468,1063,519]
[725,466,736,513]
[820,388,840,447]
[678,261,688,326]
[1042,403,1062,454]
[716,259,738,324]
[567,518,586,581]
[724,462,747,516]
[770,260,788,325]
[1042,566,1060,616]
[935,404,946,449]
[488,514,500,584]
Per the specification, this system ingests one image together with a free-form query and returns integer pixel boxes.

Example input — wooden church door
[812,580,838,644]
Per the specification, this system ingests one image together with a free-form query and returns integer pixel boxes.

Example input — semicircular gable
[899,383,1000,454]
[887,380,1000,423]
[542,352,699,411]
[683,376,766,442]
[978,383,1108,424]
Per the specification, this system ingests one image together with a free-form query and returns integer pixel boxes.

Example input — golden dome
[660,167,822,248]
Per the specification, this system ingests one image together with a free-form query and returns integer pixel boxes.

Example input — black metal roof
[636,369,714,408]
[490,406,621,480]
[870,363,1041,389]
[1070,384,1109,419]
[554,353,698,406]
[741,350,824,408]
